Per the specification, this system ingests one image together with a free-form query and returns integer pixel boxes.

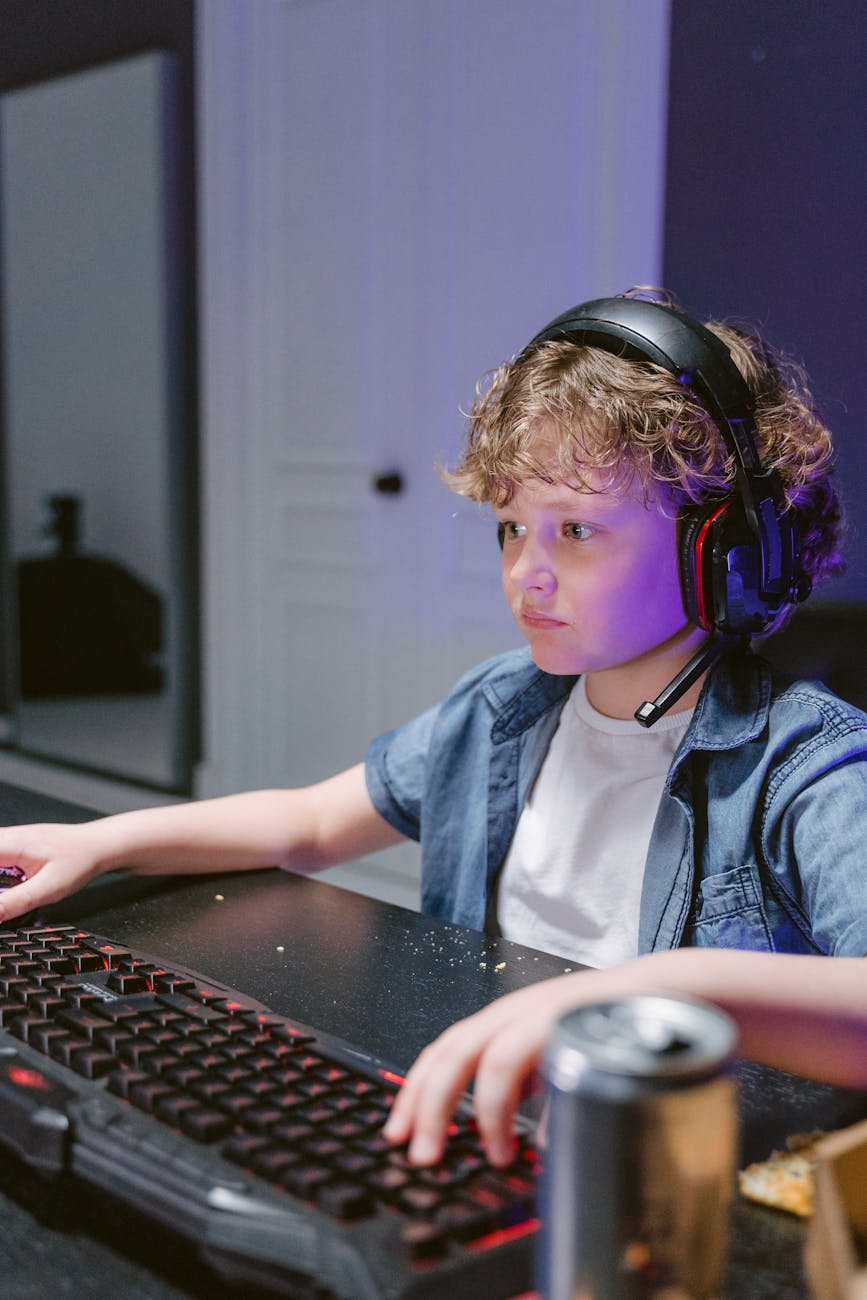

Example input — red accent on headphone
[693,502,730,630]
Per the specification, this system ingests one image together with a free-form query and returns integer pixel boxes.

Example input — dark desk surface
[1,781,865,1298]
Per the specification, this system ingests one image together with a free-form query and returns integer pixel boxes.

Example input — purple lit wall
[663,0,867,604]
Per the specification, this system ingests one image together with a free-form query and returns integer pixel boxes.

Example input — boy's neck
[583,627,712,721]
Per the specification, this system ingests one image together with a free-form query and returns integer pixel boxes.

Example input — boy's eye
[497,521,525,548]
[565,522,594,541]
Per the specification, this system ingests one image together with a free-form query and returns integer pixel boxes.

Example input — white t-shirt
[495,677,692,967]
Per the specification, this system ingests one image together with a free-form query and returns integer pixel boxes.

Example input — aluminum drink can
[537,994,738,1300]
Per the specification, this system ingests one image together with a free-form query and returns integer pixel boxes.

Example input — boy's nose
[508,542,557,594]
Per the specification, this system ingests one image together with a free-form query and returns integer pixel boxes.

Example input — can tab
[638,1022,691,1056]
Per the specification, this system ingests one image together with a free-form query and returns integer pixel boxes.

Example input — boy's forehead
[504,465,677,516]
[508,474,645,513]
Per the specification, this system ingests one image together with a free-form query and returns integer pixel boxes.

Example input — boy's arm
[384,948,867,1168]
[0,763,404,922]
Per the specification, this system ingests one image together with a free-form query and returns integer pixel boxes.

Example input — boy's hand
[0,823,104,922]
[383,971,601,1167]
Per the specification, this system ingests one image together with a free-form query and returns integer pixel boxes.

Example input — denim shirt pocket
[686,864,774,952]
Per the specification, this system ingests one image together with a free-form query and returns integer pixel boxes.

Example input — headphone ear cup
[679,503,725,632]
[681,499,779,636]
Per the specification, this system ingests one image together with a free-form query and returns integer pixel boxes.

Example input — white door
[197,0,671,903]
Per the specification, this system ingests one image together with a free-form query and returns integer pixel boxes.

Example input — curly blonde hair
[443,292,844,598]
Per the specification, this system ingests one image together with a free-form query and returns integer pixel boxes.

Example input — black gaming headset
[513,295,808,725]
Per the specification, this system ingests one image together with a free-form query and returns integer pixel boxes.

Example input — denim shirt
[365,646,867,958]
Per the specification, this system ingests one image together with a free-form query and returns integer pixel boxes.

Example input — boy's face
[494,458,708,716]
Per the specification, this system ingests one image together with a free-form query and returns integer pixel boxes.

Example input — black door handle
[372,471,405,495]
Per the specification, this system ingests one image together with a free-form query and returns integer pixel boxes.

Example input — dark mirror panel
[0,45,198,792]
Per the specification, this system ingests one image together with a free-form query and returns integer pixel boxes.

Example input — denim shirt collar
[481,660,578,743]
[481,645,769,759]
[668,648,772,778]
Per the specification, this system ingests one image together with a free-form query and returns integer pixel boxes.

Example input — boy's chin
[528,643,587,677]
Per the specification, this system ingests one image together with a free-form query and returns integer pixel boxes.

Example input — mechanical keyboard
[0,923,541,1298]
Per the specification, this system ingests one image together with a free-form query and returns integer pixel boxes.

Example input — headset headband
[521,296,797,603]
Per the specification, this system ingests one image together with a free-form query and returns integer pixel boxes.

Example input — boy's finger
[382,1077,417,1144]
[404,1062,468,1165]
[385,1036,482,1165]
[471,1026,546,1165]
[0,877,38,923]
[382,1049,448,1151]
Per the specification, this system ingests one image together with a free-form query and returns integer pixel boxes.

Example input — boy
[1,290,865,1167]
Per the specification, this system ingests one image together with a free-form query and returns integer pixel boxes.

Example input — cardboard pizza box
[805,1118,867,1300]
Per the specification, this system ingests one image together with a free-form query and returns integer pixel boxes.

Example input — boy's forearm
[88,789,320,876]
[87,763,402,879]
[635,948,867,1089]
[0,765,402,924]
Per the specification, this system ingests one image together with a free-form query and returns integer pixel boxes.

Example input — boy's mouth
[518,606,569,630]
